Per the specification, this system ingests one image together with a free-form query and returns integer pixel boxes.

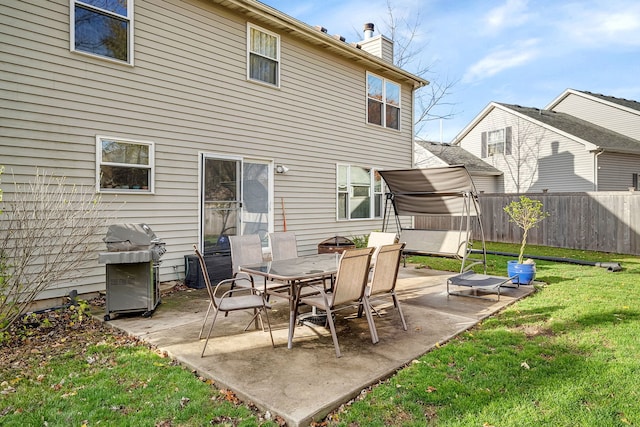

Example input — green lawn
[326,243,640,426]
[1,243,638,426]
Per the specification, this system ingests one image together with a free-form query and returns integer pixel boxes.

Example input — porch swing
[378,165,516,300]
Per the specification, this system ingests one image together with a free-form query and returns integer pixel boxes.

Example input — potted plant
[503,195,549,284]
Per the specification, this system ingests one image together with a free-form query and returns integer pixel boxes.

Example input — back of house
[0,0,426,304]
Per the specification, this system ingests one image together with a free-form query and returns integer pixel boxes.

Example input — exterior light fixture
[275,164,290,174]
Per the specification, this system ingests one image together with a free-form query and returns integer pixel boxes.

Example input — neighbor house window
[481,127,512,157]
[247,23,280,87]
[337,165,383,220]
[633,173,639,190]
[71,0,134,64]
[367,73,401,130]
[97,136,153,192]
[487,129,505,156]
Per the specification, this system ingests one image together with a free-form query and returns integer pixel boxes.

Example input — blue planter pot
[507,260,536,284]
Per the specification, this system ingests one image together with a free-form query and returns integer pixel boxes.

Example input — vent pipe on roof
[363,22,374,39]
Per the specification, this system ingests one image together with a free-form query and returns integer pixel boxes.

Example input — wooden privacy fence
[413,192,640,256]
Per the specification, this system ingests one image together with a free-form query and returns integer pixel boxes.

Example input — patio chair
[269,231,298,261]
[367,231,397,265]
[270,231,330,294]
[359,243,407,334]
[294,247,377,358]
[229,235,289,298]
[193,245,275,357]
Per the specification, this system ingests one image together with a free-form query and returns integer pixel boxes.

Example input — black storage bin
[184,252,232,289]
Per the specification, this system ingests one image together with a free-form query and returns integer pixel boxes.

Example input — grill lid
[104,223,160,252]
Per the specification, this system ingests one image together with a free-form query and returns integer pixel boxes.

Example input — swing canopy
[378,165,480,216]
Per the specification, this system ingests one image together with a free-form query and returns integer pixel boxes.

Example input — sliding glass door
[201,155,272,254]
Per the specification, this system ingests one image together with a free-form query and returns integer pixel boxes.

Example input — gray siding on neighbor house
[458,106,595,193]
[0,0,418,299]
[597,152,640,191]
[551,92,640,141]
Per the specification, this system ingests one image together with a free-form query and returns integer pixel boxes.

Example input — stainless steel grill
[100,223,166,264]
[98,223,165,320]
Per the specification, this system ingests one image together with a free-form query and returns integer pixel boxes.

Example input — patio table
[239,253,339,349]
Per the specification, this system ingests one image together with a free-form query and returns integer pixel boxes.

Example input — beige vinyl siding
[359,36,394,64]
[597,152,640,191]
[458,107,595,193]
[552,93,640,141]
[470,175,498,193]
[0,0,417,299]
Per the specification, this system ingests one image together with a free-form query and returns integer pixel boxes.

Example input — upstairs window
[367,73,401,130]
[248,24,280,87]
[481,127,512,157]
[71,0,133,64]
[97,136,153,193]
[337,165,383,220]
[487,129,505,156]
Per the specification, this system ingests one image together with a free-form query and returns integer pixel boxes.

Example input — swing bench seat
[398,229,483,272]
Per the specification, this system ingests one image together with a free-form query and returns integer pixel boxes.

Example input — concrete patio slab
[98,266,536,427]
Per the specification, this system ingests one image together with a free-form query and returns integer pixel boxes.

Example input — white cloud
[558,3,640,47]
[462,39,540,84]
[484,0,532,33]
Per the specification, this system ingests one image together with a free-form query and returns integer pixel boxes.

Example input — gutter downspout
[594,149,604,191]
[411,84,418,228]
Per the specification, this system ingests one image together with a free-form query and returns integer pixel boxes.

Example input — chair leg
[361,298,379,344]
[199,301,214,339]
[324,308,341,358]
[391,291,408,331]
[201,308,221,358]
[262,306,275,348]
[243,310,263,332]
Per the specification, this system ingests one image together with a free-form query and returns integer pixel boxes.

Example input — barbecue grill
[98,223,166,320]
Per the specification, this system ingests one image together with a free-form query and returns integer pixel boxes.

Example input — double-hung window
[481,127,512,157]
[337,165,383,220]
[247,24,280,87]
[97,136,153,193]
[487,129,505,156]
[367,72,401,130]
[71,0,133,64]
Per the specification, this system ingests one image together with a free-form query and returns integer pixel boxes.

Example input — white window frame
[366,72,401,130]
[247,23,280,88]
[487,128,506,156]
[96,136,154,193]
[337,164,384,221]
[70,0,134,65]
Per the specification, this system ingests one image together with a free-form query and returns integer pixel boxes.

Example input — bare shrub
[0,168,119,332]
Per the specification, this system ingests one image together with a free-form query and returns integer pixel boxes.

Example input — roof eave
[215,0,429,88]
[450,102,500,145]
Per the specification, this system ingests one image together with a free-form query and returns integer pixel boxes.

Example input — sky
[261,0,640,142]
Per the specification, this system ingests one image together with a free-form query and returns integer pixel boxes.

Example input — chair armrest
[233,272,255,287]
[213,276,254,296]
[218,286,262,300]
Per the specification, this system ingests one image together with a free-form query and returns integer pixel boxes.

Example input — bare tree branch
[0,168,121,331]
[379,0,459,137]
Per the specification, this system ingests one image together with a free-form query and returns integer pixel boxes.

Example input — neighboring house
[452,89,640,193]
[414,140,501,193]
[0,0,427,301]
